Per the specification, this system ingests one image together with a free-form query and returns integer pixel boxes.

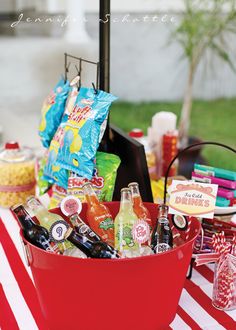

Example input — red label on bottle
[132,220,150,244]
[60,196,82,216]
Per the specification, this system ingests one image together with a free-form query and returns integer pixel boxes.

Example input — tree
[171,0,236,147]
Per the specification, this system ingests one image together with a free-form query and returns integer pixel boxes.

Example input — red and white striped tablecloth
[1,207,236,330]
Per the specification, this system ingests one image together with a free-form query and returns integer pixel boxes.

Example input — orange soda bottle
[128,182,153,244]
[82,182,114,246]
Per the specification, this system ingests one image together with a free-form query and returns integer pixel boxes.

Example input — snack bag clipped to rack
[42,127,69,188]
[42,85,79,188]
[49,152,120,208]
[39,77,71,148]
[55,87,118,179]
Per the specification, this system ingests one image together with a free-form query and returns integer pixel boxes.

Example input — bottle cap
[120,187,130,193]
[11,203,23,211]
[128,182,139,187]
[60,195,82,217]
[26,196,41,205]
[158,204,169,212]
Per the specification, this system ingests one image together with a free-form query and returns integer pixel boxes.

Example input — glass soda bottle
[82,182,114,246]
[114,188,139,256]
[12,204,59,253]
[151,204,173,253]
[128,182,152,245]
[65,227,119,259]
[69,213,100,243]
[26,196,73,252]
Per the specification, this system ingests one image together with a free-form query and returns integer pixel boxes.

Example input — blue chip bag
[42,86,79,188]
[39,77,71,148]
[42,127,69,189]
[53,166,69,190]
[55,87,117,179]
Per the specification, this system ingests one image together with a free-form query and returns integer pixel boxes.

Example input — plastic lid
[120,187,130,192]
[129,129,144,138]
[5,142,19,150]
[0,142,34,163]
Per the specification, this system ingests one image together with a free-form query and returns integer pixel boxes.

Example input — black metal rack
[98,0,153,202]
[61,2,153,202]
[64,53,99,91]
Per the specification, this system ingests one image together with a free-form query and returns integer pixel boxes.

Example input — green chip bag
[68,152,121,201]
[37,156,52,196]
[49,152,121,208]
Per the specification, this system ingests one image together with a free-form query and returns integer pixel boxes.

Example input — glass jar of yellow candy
[0,142,36,208]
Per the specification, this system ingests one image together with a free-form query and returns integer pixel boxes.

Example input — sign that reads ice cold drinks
[168,180,218,219]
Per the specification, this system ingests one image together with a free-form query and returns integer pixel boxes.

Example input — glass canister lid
[0,141,35,163]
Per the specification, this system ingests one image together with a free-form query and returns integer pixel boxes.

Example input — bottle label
[39,237,51,250]
[99,218,114,230]
[78,224,89,235]
[132,220,150,244]
[77,223,97,239]
[164,225,170,231]
[172,214,188,231]
[116,225,136,249]
[60,195,82,216]
[156,243,171,253]
[49,220,69,243]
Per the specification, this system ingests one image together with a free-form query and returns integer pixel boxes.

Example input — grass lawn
[110,98,236,171]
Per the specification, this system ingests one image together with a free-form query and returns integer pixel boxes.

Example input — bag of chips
[49,184,67,209]
[42,130,69,189]
[42,86,79,188]
[39,77,71,148]
[49,152,121,209]
[55,87,117,179]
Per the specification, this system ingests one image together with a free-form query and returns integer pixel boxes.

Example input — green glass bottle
[114,188,139,257]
